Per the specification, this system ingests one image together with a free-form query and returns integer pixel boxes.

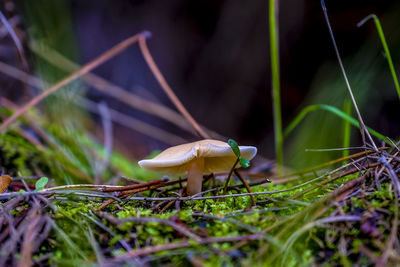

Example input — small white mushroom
[138,139,257,196]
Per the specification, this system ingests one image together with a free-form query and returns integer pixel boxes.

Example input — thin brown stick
[290,161,381,199]
[0,54,223,143]
[97,179,183,210]
[0,32,149,132]
[28,42,194,134]
[118,179,184,196]
[159,200,176,214]
[0,61,185,145]
[101,179,163,192]
[138,36,210,139]
[80,98,186,145]
[268,148,387,183]
[234,170,256,206]
[222,158,239,195]
[42,178,164,192]
[321,1,378,151]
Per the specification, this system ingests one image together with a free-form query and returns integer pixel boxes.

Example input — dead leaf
[0,175,12,193]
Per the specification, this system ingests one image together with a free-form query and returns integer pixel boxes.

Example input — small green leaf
[35,177,48,191]
[17,189,27,194]
[239,157,250,168]
[228,139,241,158]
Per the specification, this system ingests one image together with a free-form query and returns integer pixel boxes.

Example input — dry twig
[0,32,150,132]
[138,35,210,139]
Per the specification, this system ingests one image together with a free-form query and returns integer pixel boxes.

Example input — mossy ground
[0,130,399,266]
[5,178,394,266]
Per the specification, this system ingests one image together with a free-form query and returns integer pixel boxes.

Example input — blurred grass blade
[269,0,283,170]
[358,14,400,100]
[0,10,28,69]
[283,104,390,143]
[0,33,147,132]
[342,99,351,160]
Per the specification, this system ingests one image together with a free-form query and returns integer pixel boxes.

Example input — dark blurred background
[1,0,400,169]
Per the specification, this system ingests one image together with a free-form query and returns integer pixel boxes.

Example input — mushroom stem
[186,157,205,196]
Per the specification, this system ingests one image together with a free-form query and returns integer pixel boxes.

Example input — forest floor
[0,139,399,266]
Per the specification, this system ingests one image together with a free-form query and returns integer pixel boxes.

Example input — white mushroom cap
[138,139,257,174]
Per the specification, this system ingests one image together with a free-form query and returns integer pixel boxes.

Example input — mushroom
[138,139,257,195]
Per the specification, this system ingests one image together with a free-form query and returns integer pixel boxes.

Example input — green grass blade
[283,104,390,143]
[358,14,400,100]
[283,105,319,138]
[269,0,283,169]
[342,99,351,159]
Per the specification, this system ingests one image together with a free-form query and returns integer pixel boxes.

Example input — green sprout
[228,139,251,169]
[35,177,49,192]
[17,176,49,194]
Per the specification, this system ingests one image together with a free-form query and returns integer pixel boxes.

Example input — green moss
[0,132,43,176]
[1,130,393,267]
